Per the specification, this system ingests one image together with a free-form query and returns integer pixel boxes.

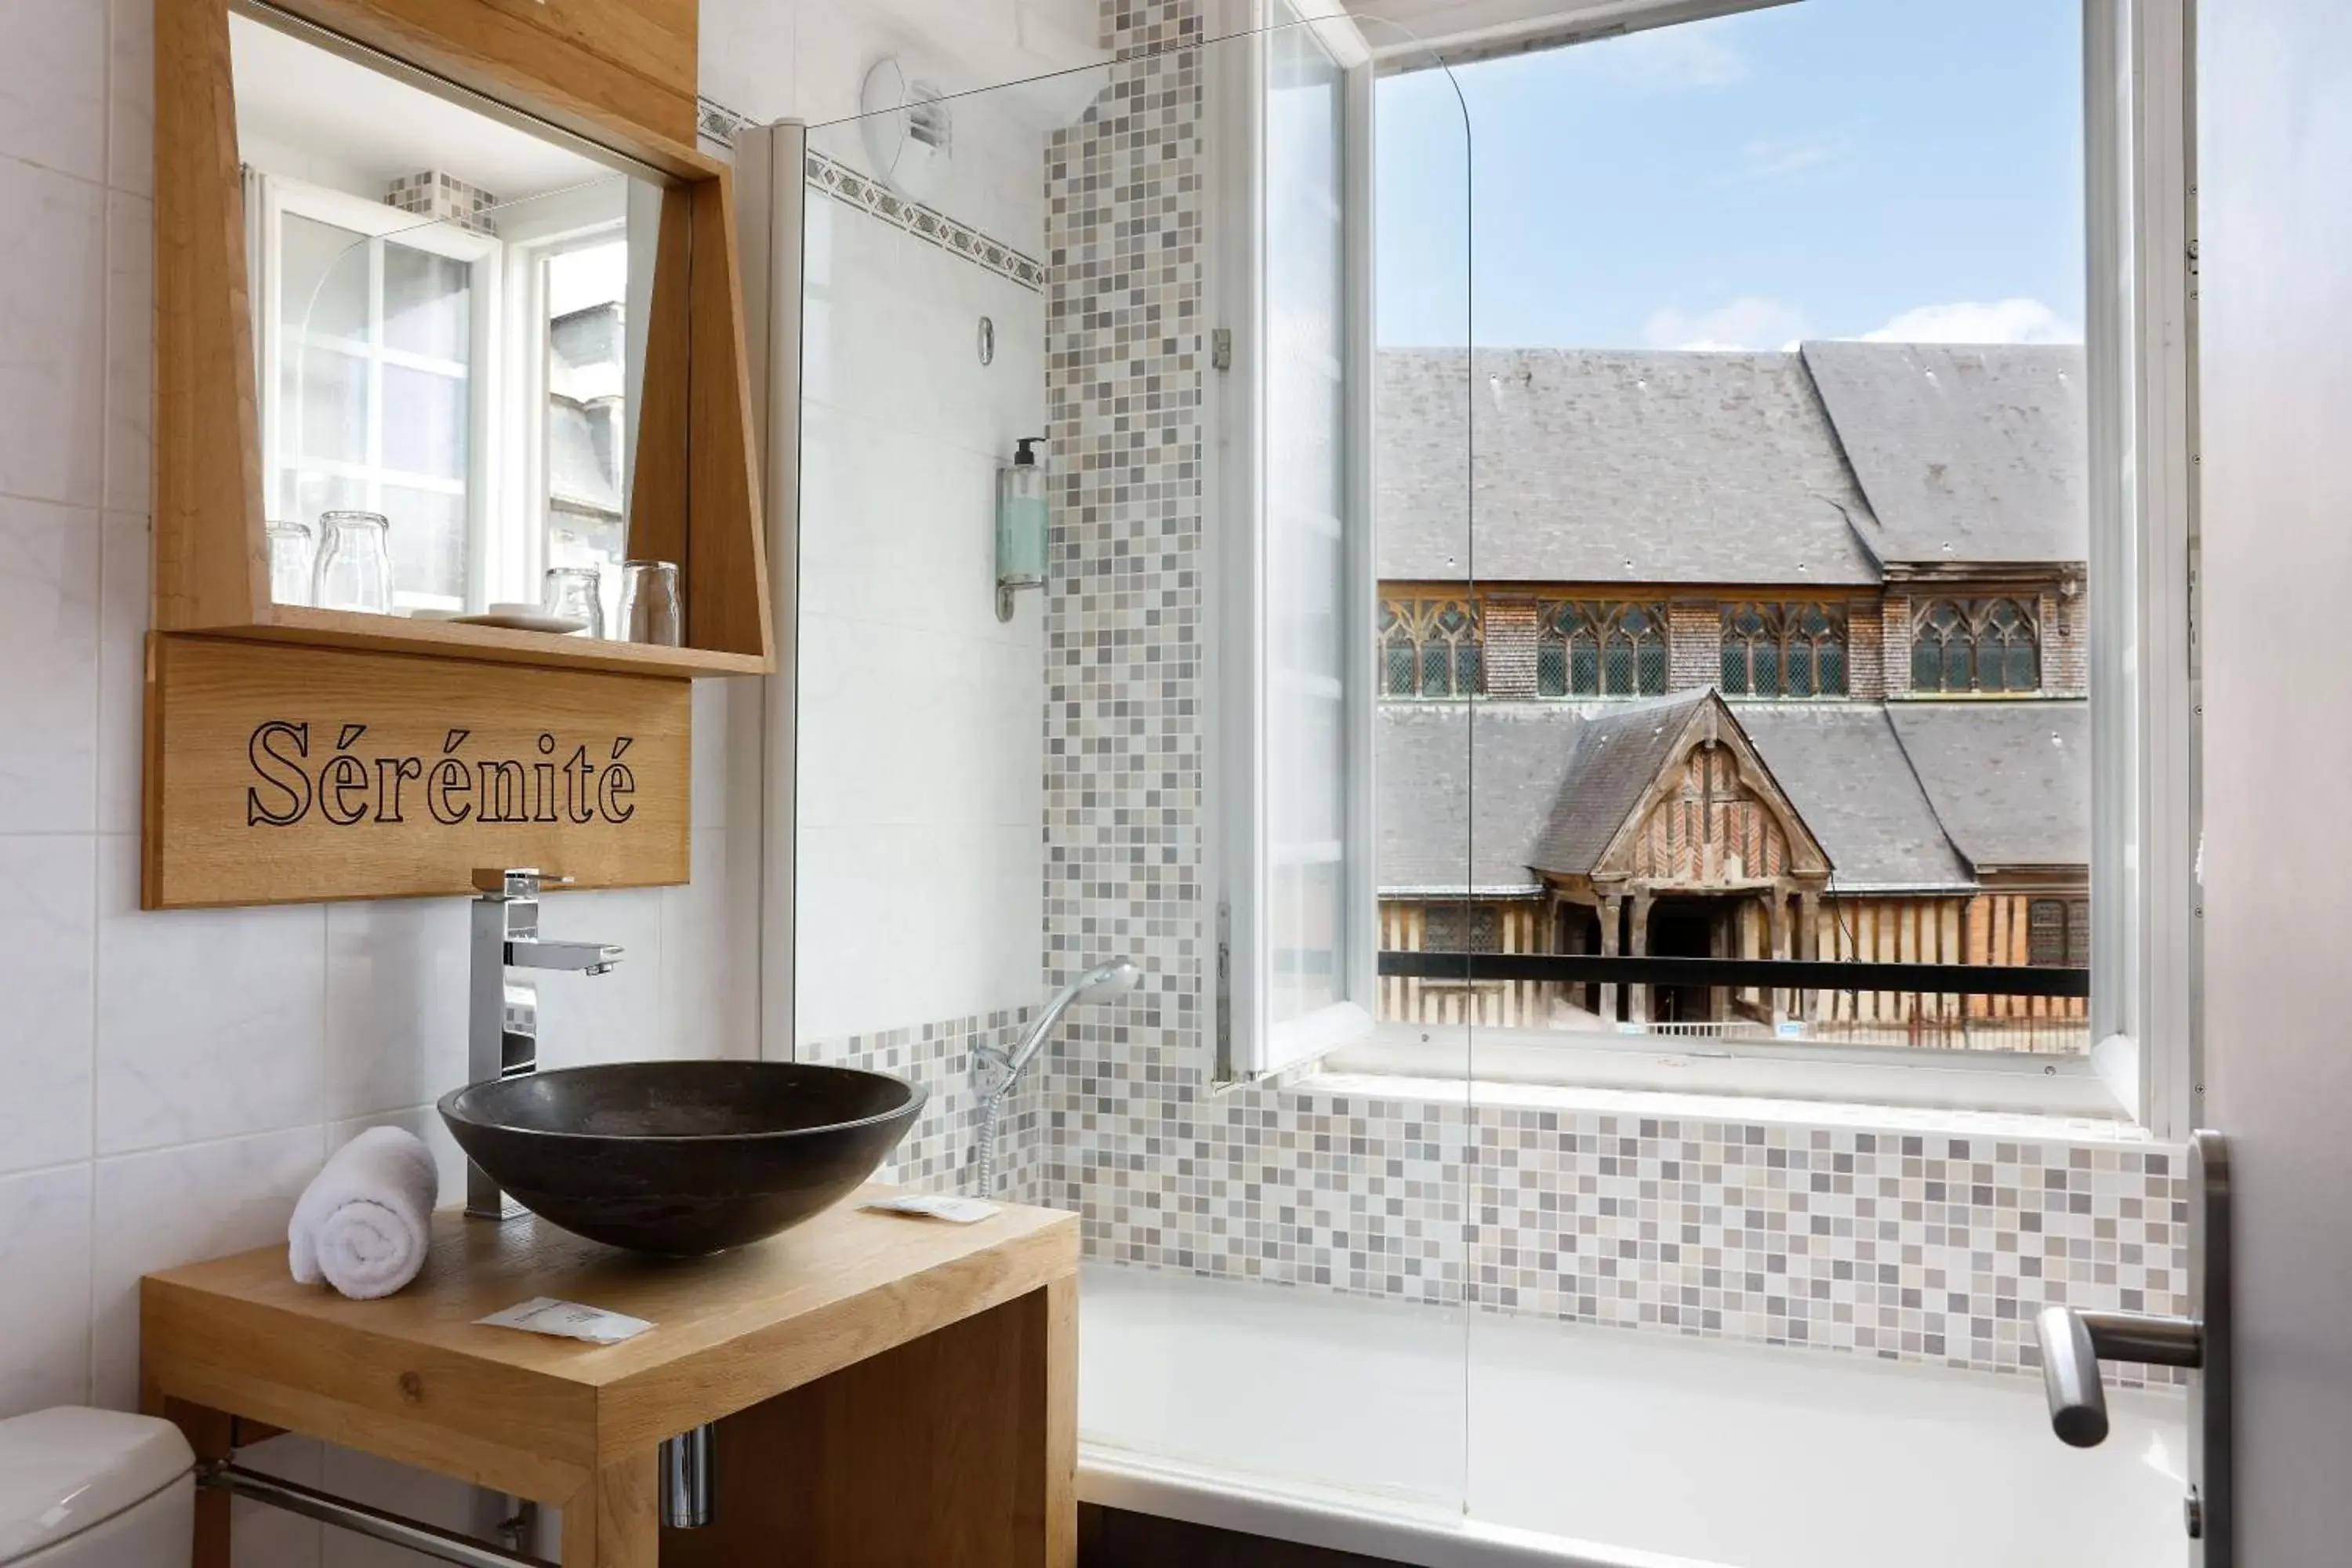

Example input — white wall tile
[797,610,1042,829]
[0,0,108,185]
[796,821,1040,1041]
[322,898,469,1121]
[698,0,797,125]
[0,1164,93,1417]
[96,510,147,834]
[0,497,100,832]
[89,1123,325,1409]
[94,837,327,1154]
[0,154,105,508]
[103,191,152,514]
[661,827,757,1059]
[0,836,96,1174]
[107,0,153,198]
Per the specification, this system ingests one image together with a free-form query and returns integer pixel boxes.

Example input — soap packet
[477,1297,653,1345]
[861,1194,1000,1225]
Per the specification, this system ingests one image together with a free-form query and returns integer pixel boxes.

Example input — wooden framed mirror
[144,0,782,908]
[154,0,771,679]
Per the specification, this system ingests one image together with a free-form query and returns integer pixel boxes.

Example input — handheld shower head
[1074,957,1142,1004]
[971,956,1142,1197]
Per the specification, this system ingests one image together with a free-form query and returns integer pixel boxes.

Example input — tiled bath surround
[1020,0,2190,1388]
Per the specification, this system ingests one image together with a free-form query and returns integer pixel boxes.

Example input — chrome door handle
[2034,1305,2202,1447]
[2031,1130,2231,1567]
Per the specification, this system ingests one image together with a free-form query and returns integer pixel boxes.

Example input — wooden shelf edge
[186,610,774,678]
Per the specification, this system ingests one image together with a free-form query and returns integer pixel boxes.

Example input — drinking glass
[543,566,605,637]
[265,521,314,606]
[617,561,682,645]
[311,510,394,613]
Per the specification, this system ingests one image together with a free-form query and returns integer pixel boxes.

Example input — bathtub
[1076,1263,2187,1568]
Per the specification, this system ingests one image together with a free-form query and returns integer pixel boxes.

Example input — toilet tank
[0,1409,194,1566]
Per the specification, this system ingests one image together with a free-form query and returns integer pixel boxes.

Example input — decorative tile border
[805,149,1046,292]
[696,95,751,151]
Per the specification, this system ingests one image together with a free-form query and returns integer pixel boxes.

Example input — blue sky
[1374,0,2085,349]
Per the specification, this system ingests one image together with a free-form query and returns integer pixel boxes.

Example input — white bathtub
[1076,1264,2187,1568]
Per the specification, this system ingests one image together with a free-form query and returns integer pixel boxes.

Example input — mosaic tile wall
[800,1011,1033,1192]
[1018,0,2190,1388]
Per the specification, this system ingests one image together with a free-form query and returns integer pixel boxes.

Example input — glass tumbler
[543,566,605,637]
[617,561,682,645]
[265,521,314,607]
[311,510,394,613]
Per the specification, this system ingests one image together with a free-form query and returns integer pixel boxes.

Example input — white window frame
[489,179,637,613]
[1210,0,1383,1079]
[1278,0,2200,1132]
[249,172,500,613]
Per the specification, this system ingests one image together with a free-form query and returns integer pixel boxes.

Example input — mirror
[230,5,682,632]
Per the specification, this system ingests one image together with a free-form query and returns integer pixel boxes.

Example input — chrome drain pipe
[659,1424,715,1529]
[198,1462,552,1568]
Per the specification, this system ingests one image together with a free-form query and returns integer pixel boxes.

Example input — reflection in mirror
[230,6,679,630]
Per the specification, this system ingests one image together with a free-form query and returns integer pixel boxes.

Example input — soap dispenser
[996,436,1047,622]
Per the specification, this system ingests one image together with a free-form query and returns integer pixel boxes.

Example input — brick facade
[2044,583,2089,695]
[1483,597,1541,698]
[1881,591,1914,696]
[1666,599,1719,691]
[1846,599,1887,699]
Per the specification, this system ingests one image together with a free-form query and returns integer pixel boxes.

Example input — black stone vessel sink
[438,1062,925,1254]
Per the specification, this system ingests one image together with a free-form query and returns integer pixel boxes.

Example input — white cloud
[1597,24,1749,93]
[1736,131,1853,184]
[1857,298,2082,345]
[1643,296,1811,353]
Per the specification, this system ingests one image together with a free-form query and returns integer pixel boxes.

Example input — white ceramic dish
[452,604,589,635]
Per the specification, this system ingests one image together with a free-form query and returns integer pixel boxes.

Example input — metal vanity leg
[660,1425,716,1530]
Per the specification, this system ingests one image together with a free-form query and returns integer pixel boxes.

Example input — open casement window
[1214,2,1381,1077]
[1316,0,2196,1133]
[249,173,498,613]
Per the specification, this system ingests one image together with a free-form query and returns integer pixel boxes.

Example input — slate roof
[1377,350,1882,586]
[1886,702,2092,870]
[1376,704,1585,895]
[1375,695,2085,897]
[1526,690,1714,876]
[1739,706,1975,891]
[1377,343,2090,585]
[1800,342,2089,569]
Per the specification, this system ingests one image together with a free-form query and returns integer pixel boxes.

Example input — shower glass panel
[791,10,1474,1526]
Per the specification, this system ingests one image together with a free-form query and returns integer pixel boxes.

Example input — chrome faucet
[465,868,623,1221]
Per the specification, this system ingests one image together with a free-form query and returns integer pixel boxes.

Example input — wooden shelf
[222,608,771,679]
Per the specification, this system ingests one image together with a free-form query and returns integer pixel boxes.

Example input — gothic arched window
[1381,599,1482,698]
[1721,603,1849,697]
[1537,602,1668,697]
[1911,598,2040,694]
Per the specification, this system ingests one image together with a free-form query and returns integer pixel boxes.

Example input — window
[1537,601,1668,697]
[1720,602,1849,698]
[2029,898,2092,967]
[252,176,495,613]
[1381,598,1482,698]
[1422,903,1501,953]
[252,169,637,617]
[1217,5,1382,1078]
[1326,0,2201,1130]
[1910,598,2042,695]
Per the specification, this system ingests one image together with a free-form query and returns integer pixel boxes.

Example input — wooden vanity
[140,1190,1078,1566]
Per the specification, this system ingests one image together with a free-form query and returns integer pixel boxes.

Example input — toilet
[0,1408,194,1565]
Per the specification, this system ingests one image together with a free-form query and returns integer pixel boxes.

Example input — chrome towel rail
[198,1462,552,1568]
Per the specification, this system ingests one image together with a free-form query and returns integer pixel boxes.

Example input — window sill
[1316,1023,2146,1138]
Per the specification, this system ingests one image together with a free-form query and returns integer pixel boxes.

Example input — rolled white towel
[288,1127,440,1300]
